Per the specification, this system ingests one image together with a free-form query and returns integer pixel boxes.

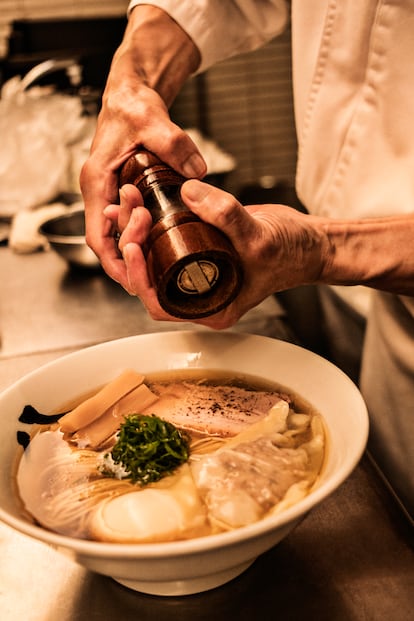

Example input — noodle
[16,371,326,543]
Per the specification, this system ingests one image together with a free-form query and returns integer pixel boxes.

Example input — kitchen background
[0,0,298,198]
[1,0,353,374]
[1,1,367,380]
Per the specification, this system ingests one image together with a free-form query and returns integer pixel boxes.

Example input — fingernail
[182,152,206,178]
[119,186,127,202]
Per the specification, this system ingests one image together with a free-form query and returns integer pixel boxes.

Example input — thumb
[180,178,213,205]
[181,179,255,241]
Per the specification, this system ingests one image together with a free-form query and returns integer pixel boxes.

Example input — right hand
[104,179,326,329]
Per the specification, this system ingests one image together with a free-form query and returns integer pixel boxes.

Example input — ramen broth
[16,369,326,543]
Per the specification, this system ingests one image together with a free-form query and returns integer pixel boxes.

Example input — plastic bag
[0,77,94,217]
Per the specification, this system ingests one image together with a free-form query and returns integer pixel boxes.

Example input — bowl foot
[114,559,255,596]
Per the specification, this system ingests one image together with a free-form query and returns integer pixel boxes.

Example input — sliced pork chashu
[142,381,289,436]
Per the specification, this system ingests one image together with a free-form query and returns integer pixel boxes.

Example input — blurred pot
[39,208,100,269]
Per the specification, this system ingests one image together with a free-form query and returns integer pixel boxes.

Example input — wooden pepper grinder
[119,150,243,319]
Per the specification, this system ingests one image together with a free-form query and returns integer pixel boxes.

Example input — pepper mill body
[119,150,243,319]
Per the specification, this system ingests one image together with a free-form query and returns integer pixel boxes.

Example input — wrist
[317,215,414,295]
[115,5,200,105]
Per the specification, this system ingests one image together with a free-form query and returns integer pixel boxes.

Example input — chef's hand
[79,6,206,290]
[105,179,326,329]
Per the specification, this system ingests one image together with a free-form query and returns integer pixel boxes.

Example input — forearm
[81,6,205,288]
[127,1,288,72]
[105,5,200,107]
[319,214,414,295]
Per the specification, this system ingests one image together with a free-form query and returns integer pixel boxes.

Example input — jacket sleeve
[127,0,288,72]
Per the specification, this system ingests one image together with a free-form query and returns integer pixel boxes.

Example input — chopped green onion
[101,414,190,486]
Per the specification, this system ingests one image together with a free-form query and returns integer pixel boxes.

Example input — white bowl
[0,331,368,596]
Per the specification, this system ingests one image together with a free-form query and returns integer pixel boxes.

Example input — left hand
[105,179,325,329]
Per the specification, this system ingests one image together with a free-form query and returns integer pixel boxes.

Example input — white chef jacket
[128,0,414,221]
[127,0,414,519]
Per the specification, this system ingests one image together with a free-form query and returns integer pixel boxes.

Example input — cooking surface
[0,247,289,358]
[0,244,413,620]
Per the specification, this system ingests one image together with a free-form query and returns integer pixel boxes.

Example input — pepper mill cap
[119,151,183,192]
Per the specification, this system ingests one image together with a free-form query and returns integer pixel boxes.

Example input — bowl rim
[39,207,86,243]
[0,330,369,558]
[42,235,86,244]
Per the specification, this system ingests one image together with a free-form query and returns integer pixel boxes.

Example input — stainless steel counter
[0,245,413,620]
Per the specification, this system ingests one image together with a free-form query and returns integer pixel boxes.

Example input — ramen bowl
[0,331,368,596]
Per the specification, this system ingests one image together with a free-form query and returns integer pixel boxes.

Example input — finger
[117,183,144,231]
[117,206,152,254]
[137,117,207,179]
[86,206,128,288]
[103,203,120,225]
[83,200,128,287]
[122,243,181,322]
[80,154,129,286]
[180,179,258,248]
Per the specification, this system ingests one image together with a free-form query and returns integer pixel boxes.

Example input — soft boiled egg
[88,464,209,543]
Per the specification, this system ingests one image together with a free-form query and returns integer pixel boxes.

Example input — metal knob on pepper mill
[119,150,243,319]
